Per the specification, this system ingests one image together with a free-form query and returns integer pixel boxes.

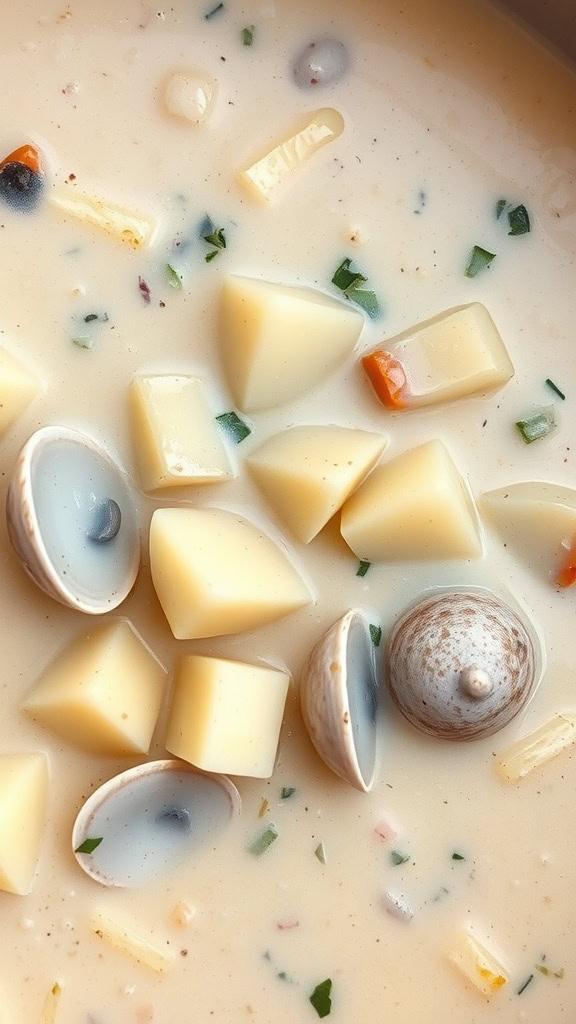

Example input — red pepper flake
[276,919,300,931]
[138,276,151,304]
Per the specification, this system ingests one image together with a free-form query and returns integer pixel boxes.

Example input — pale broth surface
[0,0,575,1020]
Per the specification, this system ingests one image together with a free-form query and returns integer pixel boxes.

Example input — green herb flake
[390,849,410,866]
[356,560,371,578]
[465,245,496,278]
[203,226,226,250]
[315,842,327,864]
[166,263,183,288]
[495,198,508,219]
[432,885,450,902]
[75,837,103,855]
[516,408,555,444]
[508,203,530,236]
[535,963,564,979]
[281,787,296,800]
[84,313,99,323]
[310,978,332,1018]
[71,336,93,350]
[331,258,381,319]
[248,822,279,856]
[205,1,224,20]
[452,852,465,861]
[545,378,566,401]
[241,25,255,45]
[216,411,251,443]
[205,250,219,263]
[369,624,382,647]
[517,974,534,995]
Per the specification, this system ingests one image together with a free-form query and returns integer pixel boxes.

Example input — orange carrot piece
[362,349,407,409]
[557,538,576,588]
[0,144,43,175]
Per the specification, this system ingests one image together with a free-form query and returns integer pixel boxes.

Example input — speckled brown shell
[386,591,537,741]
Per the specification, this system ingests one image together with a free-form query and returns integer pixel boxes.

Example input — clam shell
[300,609,379,792]
[72,759,241,887]
[386,590,540,740]
[6,425,140,614]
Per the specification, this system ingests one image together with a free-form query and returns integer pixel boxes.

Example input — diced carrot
[556,538,576,588]
[362,349,408,409]
[0,144,43,175]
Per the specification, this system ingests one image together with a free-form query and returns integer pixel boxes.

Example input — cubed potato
[247,425,386,542]
[362,303,514,410]
[149,507,311,639]
[448,928,508,997]
[239,108,344,203]
[340,440,482,561]
[130,375,233,492]
[23,621,166,756]
[166,655,290,777]
[0,753,49,895]
[481,481,576,585]
[220,276,363,411]
[0,345,41,437]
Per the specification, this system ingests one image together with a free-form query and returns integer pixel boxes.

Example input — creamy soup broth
[0,0,576,1020]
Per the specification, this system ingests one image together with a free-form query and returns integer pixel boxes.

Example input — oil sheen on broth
[0,0,575,1021]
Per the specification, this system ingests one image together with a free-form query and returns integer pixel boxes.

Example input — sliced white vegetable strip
[448,929,508,997]
[496,713,576,782]
[39,983,62,1024]
[50,187,157,248]
[239,108,344,203]
[92,912,175,972]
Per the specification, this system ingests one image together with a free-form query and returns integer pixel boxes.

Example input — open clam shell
[300,609,379,792]
[72,759,241,887]
[6,425,140,614]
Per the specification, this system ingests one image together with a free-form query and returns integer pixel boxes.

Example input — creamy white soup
[1,0,576,1021]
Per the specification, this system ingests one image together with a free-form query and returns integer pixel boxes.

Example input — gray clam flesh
[300,609,379,792]
[72,760,241,887]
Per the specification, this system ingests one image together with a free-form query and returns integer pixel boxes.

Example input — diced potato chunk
[92,911,175,972]
[150,507,311,639]
[362,304,514,410]
[23,621,166,756]
[496,713,576,782]
[220,276,363,412]
[0,346,41,437]
[0,753,49,895]
[130,375,233,492]
[448,928,508,997]
[239,108,344,203]
[481,481,576,586]
[247,425,386,542]
[50,186,157,248]
[340,440,482,561]
[166,655,290,777]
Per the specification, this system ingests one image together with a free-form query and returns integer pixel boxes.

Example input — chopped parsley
[241,25,255,45]
[516,408,555,444]
[452,852,466,861]
[204,1,224,19]
[310,978,332,1018]
[465,245,496,278]
[390,849,410,866]
[495,198,507,219]
[205,249,219,263]
[315,842,327,864]
[331,257,380,318]
[248,823,278,856]
[508,203,530,236]
[535,962,564,979]
[356,560,371,578]
[281,787,296,799]
[369,623,382,647]
[545,378,565,401]
[203,224,226,262]
[216,411,251,443]
[517,974,534,995]
[75,837,103,855]
[166,263,183,288]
